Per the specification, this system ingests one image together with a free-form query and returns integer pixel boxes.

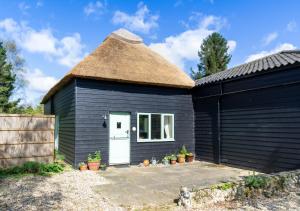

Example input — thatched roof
[41,29,194,103]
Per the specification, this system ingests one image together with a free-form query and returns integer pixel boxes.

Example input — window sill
[137,139,175,143]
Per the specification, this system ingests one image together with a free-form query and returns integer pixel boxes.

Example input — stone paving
[96,161,251,207]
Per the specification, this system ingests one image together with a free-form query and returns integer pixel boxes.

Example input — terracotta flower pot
[177,157,185,163]
[170,160,177,165]
[79,165,88,171]
[177,154,185,163]
[88,161,100,171]
[143,159,150,167]
[186,155,194,162]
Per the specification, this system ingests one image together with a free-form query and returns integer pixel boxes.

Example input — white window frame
[137,113,175,142]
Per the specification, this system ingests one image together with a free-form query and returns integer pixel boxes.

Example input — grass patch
[0,161,65,179]
[211,182,235,191]
[0,150,67,179]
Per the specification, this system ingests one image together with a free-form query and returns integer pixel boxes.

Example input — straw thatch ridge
[41,29,194,104]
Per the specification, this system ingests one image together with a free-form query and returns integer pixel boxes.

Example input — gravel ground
[204,191,300,211]
[0,170,124,211]
[0,169,299,211]
[240,191,300,211]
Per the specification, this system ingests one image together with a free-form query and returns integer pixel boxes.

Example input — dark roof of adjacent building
[195,50,300,86]
[41,29,194,104]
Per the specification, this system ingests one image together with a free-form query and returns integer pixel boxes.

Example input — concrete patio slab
[95,161,251,207]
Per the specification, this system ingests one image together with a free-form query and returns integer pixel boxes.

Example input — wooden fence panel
[0,131,54,145]
[0,114,55,168]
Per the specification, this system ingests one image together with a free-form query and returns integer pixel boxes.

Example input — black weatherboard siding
[44,80,76,165]
[75,78,194,165]
[193,96,219,163]
[193,65,300,173]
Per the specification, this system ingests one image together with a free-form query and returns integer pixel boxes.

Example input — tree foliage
[17,104,44,114]
[0,40,43,114]
[0,42,19,113]
[191,32,231,80]
[4,41,26,94]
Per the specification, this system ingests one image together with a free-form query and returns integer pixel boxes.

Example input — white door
[109,112,130,165]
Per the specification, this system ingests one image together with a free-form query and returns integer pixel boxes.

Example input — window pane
[151,114,161,139]
[139,115,149,139]
[164,115,173,139]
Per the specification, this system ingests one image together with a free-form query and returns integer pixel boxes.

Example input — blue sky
[0,0,299,105]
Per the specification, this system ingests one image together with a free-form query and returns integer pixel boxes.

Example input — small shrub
[40,163,64,173]
[8,166,25,174]
[22,161,41,173]
[0,161,64,178]
[244,173,268,189]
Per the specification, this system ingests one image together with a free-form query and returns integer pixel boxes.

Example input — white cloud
[22,29,57,54]
[287,21,297,32]
[16,68,58,105]
[149,15,236,70]
[181,12,227,30]
[0,18,86,68]
[245,43,297,62]
[112,2,159,34]
[0,18,19,32]
[25,69,57,93]
[84,1,105,16]
[57,33,85,67]
[227,40,237,53]
[262,32,278,46]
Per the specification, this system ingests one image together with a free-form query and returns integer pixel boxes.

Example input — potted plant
[177,145,188,163]
[100,164,107,171]
[170,155,177,165]
[143,159,150,167]
[87,151,101,171]
[179,145,188,155]
[162,156,169,165]
[78,162,87,171]
[177,154,185,163]
[186,152,194,162]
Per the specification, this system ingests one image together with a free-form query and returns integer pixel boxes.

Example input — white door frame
[109,112,131,165]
